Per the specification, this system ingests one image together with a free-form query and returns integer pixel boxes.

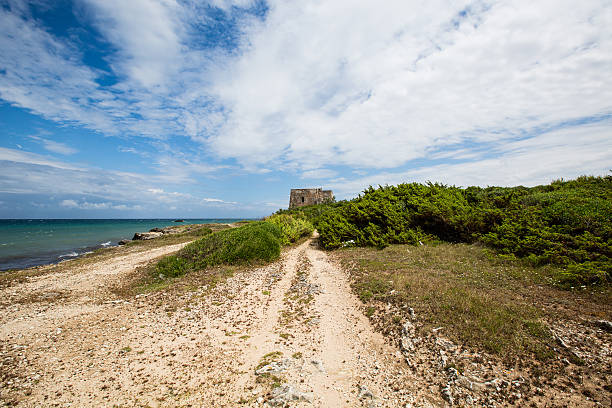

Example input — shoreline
[0,235,169,285]
[0,220,242,272]
[0,241,116,273]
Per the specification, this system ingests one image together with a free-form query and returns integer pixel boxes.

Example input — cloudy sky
[0,0,611,218]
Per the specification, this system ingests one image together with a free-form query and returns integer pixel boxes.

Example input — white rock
[255,360,288,375]
[400,321,416,352]
[311,360,325,372]
[267,385,313,406]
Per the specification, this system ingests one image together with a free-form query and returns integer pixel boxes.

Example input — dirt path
[1,236,429,407]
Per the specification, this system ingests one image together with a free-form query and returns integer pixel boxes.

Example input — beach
[0,219,246,271]
[1,230,610,407]
[0,233,417,407]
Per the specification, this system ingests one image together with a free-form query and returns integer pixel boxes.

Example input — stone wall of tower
[289,188,334,208]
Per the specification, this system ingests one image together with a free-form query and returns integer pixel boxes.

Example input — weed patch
[335,243,612,360]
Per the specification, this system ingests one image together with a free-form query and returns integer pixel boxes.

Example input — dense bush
[179,221,281,267]
[153,216,315,281]
[265,214,314,245]
[295,176,612,286]
[155,221,282,279]
[275,201,345,227]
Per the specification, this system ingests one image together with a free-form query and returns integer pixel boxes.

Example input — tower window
[301,196,305,203]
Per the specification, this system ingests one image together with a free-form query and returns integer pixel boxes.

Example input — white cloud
[60,199,142,210]
[202,197,237,205]
[0,146,246,213]
[82,0,183,89]
[147,188,192,203]
[59,199,80,208]
[118,146,142,155]
[208,0,612,172]
[328,123,612,197]
[29,135,77,155]
[0,147,79,170]
[206,0,256,11]
[301,169,338,180]
[0,0,611,188]
[0,147,189,202]
[0,2,206,140]
[0,6,123,134]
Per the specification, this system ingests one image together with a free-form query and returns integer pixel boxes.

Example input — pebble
[440,385,453,405]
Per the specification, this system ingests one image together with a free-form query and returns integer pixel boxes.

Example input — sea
[0,219,247,271]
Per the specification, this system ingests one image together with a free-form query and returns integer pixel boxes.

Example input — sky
[0,0,611,218]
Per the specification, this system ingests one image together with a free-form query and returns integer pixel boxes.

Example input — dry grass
[335,242,611,361]
[112,260,240,298]
[1,290,68,306]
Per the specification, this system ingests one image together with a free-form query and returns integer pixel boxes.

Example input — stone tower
[289,188,334,208]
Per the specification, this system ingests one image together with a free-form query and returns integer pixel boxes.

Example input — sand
[0,235,424,407]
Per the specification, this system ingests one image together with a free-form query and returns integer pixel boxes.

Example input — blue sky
[0,0,611,218]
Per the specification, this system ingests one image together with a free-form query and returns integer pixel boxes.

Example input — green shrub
[179,221,281,269]
[155,255,189,278]
[557,261,609,288]
[312,175,612,287]
[265,214,314,245]
[187,227,213,237]
[153,221,282,280]
[275,201,345,226]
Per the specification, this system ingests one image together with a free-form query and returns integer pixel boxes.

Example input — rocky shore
[128,224,207,243]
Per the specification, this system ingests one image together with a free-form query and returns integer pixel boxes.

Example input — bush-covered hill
[154,214,314,281]
[279,175,612,287]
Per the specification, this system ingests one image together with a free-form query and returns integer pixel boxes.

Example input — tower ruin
[289,188,334,208]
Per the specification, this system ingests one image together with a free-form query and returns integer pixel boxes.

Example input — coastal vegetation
[151,215,314,284]
[264,214,314,245]
[277,175,611,364]
[338,243,583,361]
[280,175,612,288]
[4,182,610,406]
[156,221,281,279]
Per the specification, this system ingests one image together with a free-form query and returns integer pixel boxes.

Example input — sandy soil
[0,236,434,407]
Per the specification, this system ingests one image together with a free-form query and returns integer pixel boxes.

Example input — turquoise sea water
[0,219,246,271]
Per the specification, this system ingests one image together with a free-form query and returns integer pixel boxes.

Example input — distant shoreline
[0,219,248,272]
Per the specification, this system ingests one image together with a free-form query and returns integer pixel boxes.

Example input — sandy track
[0,242,191,341]
[1,236,427,407]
